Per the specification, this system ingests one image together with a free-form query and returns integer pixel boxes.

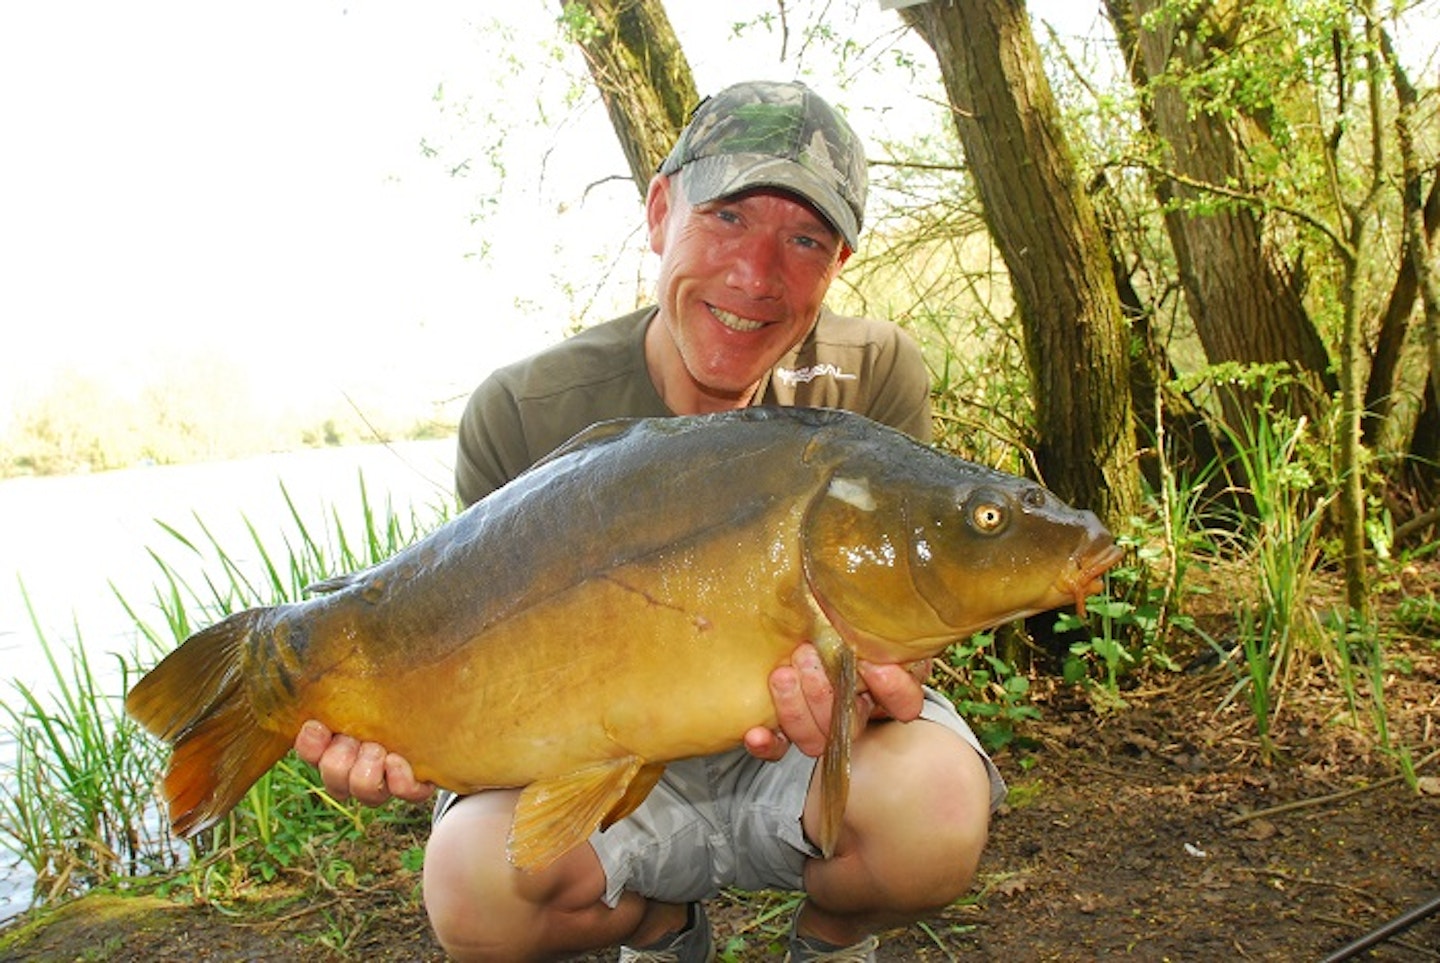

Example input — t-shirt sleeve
[454,377,531,508]
[454,309,662,507]
[867,325,933,444]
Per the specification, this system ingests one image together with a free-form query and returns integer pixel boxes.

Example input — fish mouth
[1060,539,1126,616]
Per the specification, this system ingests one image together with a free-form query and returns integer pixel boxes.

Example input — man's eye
[794,233,836,257]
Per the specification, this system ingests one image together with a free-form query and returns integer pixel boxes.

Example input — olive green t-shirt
[454,305,932,506]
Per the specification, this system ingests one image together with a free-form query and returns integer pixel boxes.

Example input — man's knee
[844,721,994,906]
[422,791,622,961]
[422,794,518,960]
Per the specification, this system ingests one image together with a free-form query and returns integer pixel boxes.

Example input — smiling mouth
[709,305,766,332]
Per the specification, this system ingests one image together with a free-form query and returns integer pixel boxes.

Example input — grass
[1196,368,1347,765]
[0,474,451,912]
[0,589,173,903]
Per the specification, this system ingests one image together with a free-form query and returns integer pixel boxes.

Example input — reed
[0,584,176,902]
[1198,371,1330,765]
[1211,368,1332,687]
[0,475,450,908]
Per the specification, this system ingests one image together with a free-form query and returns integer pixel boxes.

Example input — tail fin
[126,610,293,837]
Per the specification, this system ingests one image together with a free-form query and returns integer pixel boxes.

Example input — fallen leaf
[993,876,1029,897]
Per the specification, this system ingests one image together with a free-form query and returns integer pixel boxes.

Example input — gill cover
[801,471,959,661]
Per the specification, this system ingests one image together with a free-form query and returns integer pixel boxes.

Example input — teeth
[710,306,765,332]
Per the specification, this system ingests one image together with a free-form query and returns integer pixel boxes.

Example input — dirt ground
[3,608,1438,961]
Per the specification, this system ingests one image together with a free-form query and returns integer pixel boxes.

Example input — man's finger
[318,734,360,801]
[384,753,436,803]
[742,726,790,762]
[793,644,835,738]
[858,660,927,722]
[294,719,333,766]
[769,662,826,757]
[347,742,391,807]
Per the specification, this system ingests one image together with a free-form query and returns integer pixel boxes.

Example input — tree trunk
[1093,170,1234,492]
[898,0,1141,530]
[1380,26,1440,532]
[1106,0,1337,429]
[1407,380,1439,511]
[558,0,698,198]
[1363,175,1440,448]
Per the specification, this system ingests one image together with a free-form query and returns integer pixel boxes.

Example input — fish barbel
[126,407,1122,869]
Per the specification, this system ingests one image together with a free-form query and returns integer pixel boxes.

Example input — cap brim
[678,154,860,250]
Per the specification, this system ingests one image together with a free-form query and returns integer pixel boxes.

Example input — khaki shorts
[434,688,1005,908]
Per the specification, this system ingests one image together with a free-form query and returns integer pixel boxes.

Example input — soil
[3,580,1438,962]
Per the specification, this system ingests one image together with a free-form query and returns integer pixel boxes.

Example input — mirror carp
[126,406,1122,869]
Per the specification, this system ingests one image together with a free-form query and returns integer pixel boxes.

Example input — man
[296,80,1005,962]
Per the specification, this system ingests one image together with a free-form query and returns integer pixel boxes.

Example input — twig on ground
[236,897,342,928]
[1238,866,1386,902]
[1223,746,1440,826]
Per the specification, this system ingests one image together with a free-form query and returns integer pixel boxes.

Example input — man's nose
[726,232,784,297]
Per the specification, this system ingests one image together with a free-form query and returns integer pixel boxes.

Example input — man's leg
[797,718,994,947]
[423,789,684,962]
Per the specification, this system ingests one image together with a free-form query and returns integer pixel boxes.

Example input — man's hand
[742,643,931,761]
[294,721,435,807]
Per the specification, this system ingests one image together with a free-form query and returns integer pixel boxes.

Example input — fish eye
[966,490,1009,534]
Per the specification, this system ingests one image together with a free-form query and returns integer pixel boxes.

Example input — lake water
[0,439,457,922]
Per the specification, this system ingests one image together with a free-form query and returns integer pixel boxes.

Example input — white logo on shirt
[775,363,858,387]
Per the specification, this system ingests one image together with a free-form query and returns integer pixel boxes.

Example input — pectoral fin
[507,757,662,871]
[814,627,857,859]
[601,761,666,830]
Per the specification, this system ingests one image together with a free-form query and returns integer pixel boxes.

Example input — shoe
[783,907,879,962]
[618,902,715,963]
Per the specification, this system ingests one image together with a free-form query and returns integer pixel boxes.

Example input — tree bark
[558,0,698,198]
[1363,175,1440,447]
[1106,0,1338,429]
[1379,25,1440,518]
[898,0,1141,528]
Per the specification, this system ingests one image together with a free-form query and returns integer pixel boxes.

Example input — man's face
[645,176,850,409]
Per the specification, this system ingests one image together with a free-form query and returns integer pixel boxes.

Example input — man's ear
[645,175,673,255]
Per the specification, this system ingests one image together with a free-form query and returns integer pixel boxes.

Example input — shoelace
[618,950,686,963]
[786,932,880,962]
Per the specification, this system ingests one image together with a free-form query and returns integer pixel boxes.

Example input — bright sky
[0,2,612,423]
[0,0,1252,432]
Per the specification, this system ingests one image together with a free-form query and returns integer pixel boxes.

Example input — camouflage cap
[657,80,868,250]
